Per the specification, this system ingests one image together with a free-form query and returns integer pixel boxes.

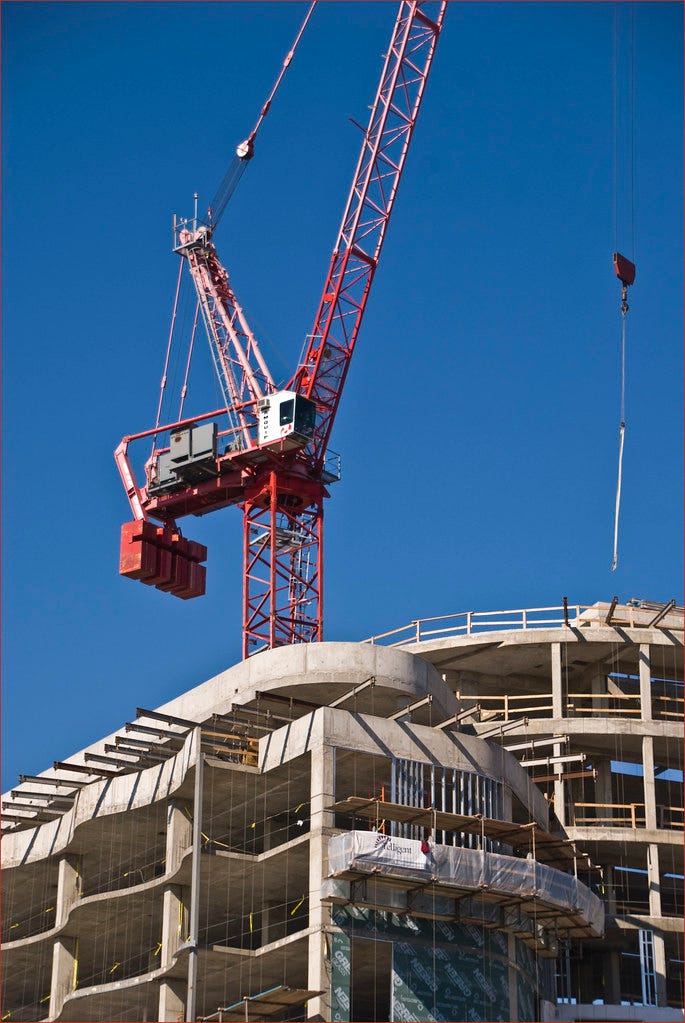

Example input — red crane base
[243,472,324,657]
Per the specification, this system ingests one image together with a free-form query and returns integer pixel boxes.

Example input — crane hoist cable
[611,252,635,572]
[208,1,316,229]
[610,5,636,573]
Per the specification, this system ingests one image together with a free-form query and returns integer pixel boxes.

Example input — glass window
[279,399,295,426]
[294,397,316,435]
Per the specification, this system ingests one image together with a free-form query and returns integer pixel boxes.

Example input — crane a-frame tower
[116,2,446,658]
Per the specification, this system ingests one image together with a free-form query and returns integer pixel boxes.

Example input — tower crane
[116,2,446,658]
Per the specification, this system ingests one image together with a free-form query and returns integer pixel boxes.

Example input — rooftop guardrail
[362,602,684,647]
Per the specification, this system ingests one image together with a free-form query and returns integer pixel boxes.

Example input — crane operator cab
[257,390,316,452]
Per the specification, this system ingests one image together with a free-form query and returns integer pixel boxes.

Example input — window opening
[555,940,574,1004]
[279,398,294,426]
[638,928,657,1006]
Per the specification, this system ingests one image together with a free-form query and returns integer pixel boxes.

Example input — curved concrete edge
[4,642,548,874]
[50,923,315,1021]
[2,643,458,864]
[477,718,682,740]
[2,846,194,955]
[565,826,684,847]
[3,731,199,869]
[256,705,549,828]
[404,624,683,658]
[607,914,683,934]
[206,924,313,959]
[155,641,458,726]
[4,830,311,961]
[52,961,178,1022]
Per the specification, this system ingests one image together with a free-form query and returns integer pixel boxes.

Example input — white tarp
[328,831,604,937]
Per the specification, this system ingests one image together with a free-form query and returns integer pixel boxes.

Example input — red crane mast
[116,2,446,657]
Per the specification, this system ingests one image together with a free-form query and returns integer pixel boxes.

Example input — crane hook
[613,251,635,316]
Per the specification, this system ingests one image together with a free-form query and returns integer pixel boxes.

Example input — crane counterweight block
[119,520,207,599]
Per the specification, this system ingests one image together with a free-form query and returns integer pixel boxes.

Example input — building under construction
[2,599,683,1022]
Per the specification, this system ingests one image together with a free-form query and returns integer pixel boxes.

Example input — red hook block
[613,252,636,287]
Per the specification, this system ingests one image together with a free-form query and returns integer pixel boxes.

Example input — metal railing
[653,694,685,721]
[362,602,684,646]
[571,802,646,829]
[570,803,683,831]
[461,691,684,723]
[472,693,554,721]
[363,605,593,646]
[567,693,641,717]
[658,804,684,830]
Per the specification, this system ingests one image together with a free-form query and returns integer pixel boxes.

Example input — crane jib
[292,1,446,469]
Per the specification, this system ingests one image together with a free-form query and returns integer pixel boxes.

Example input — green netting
[331,930,352,1022]
[330,908,544,1022]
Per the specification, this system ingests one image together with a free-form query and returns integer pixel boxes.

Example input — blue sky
[2,2,682,787]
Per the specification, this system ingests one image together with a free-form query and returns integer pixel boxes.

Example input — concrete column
[160,884,185,968]
[445,670,480,704]
[442,670,459,690]
[158,977,186,1023]
[55,854,81,929]
[551,644,566,826]
[647,843,662,917]
[641,736,657,830]
[157,885,190,1020]
[166,799,192,875]
[157,800,192,1021]
[551,643,564,719]
[653,931,668,1007]
[507,932,519,1021]
[590,668,609,714]
[604,864,617,916]
[502,786,513,824]
[187,738,204,1023]
[48,856,82,1019]
[307,743,335,1022]
[605,949,622,1005]
[48,936,78,1018]
[595,758,614,822]
[639,644,652,721]
[590,669,606,695]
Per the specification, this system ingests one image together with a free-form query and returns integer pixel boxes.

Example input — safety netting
[328,831,604,937]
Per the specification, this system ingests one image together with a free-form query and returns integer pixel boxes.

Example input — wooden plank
[327,796,595,869]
